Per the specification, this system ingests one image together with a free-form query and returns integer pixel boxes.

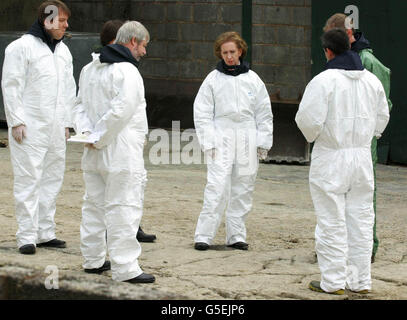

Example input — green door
[311,0,407,165]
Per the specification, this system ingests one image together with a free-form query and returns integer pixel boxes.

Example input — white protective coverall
[1,33,76,248]
[194,68,273,245]
[295,68,389,292]
[84,52,149,215]
[73,55,148,282]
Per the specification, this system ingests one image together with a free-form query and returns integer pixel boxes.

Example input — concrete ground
[0,128,406,300]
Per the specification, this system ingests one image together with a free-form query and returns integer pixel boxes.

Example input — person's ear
[326,48,335,60]
[346,29,354,40]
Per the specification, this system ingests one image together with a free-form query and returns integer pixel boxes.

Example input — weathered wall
[39,0,244,128]
[0,0,43,32]
[252,0,312,104]
[0,0,312,132]
[129,0,243,128]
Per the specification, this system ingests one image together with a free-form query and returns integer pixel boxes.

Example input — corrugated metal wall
[311,0,407,165]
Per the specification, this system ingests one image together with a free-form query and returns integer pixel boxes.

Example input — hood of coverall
[351,32,372,53]
[27,19,63,53]
[326,50,365,80]
[99,44,139,68]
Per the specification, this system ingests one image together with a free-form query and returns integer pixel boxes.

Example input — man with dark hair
[1,0,76,255]
[100,20,124,47]
[324,13,392,263]
[321,28,350,56]
[88,20,124,60]
[295,28,390,295]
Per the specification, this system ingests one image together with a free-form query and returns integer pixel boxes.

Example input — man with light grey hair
[73,21,154,283]
[114,20,149,48]
[113,20,156,244]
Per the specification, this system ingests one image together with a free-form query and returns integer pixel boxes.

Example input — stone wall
[60,0,244,128]
[0,0,43,31]
[252,0,312,104]
[0,0,312,129]
[61,0,312,128]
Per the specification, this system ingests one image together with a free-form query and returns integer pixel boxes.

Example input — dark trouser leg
[372,162,378,259]
[371,137,378,260]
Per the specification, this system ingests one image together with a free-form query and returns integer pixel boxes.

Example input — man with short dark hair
[100,20,124,47]
[1,0,76,255]
[324,13,392,263]
[295,28,389,295]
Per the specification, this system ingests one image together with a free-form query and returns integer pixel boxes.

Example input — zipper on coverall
[52,45,60,142]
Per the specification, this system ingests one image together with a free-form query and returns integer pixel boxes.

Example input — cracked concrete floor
[0,128,406,300]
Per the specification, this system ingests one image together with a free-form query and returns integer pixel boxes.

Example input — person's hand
[84,143,96,149]
[205,148,217,161]
[65,128,70,140]
[83,132,96,149]
[12,125,27,144]
[257,147,269,161]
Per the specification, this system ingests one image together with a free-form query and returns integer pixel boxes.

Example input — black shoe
[37,239,66,248]
[125,273,155,284]
[137,227,156,243]
[308,280,345,295]
[194,242,209,251]
[19,244,36,255]
[227,242,249,250]
[84,261,111,274]
[371,255,375,264]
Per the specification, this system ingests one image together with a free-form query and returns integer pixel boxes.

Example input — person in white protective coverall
[72,21,155,283]
[1,0,76,255]
[193,31,273,251]
[295,29,389,295]
[89,19,157,243]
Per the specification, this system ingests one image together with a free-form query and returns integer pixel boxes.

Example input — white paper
[68,133,99,144]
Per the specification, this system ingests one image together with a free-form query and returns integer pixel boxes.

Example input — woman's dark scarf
[216,58,250,76]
